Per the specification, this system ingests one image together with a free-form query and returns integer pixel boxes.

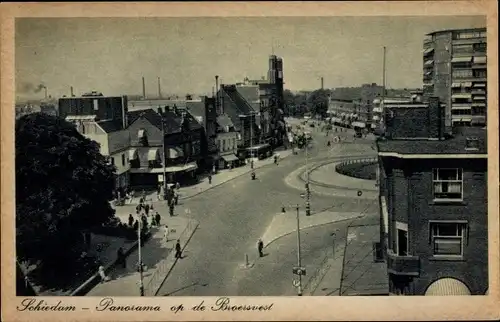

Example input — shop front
[219,153,240,169]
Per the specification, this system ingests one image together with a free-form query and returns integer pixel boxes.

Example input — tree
[16,113,116,269]
[308,89,330,117]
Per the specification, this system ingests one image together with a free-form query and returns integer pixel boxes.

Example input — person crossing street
[257,239,264,257]
[175,240,182,259]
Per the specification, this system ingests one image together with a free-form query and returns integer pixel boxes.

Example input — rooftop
[426,27,486,36]
[377,126,487,155]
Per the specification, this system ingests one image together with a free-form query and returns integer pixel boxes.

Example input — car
[309,123,315,128]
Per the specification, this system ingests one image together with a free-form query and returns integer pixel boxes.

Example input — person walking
[169,203,175,217]
[208,174,212,185]
[141,214,148,230]
[116,247,126,268]
[175,240,182,259]
[155,212,161,226]
[133,219,139,232]
[98,266,110,283]
[128,214,134,227]
[144,203,150,216]
[257,239,264,257]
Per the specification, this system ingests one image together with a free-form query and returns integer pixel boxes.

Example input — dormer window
[465,137,479,151]
[138,129,149,147]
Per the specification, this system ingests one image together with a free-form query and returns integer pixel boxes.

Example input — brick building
[376,97,488,295]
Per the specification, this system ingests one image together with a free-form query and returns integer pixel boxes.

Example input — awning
[165,162,198,173]
[451,83,461,88]
[128,149,138,159]
[452,93,472,99]
[462,82,472,87]
[331,117,342,123]
[451,56,472,63]
[424,60,434,66]
[423,48,434,55]
[472,102,486,107]
[147,148,159,161]
[221,154,239,162]
[473,96,486,100]
[473,56,487,64]
[461,117,472,122]
[167,147,184,159]
[473,83,486,88]
[451,105,471,110]
[425,278,471,296]
[424,71,432,76]
[372,107,382,113]
[351,121,366,128]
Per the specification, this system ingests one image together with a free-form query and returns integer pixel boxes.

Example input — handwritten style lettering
[96,298,161,312]
[17,298,76,312]
[211,297,274,312]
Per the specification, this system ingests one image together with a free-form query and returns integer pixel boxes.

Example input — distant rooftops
[426,27,486,36]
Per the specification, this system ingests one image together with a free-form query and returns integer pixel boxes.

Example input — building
[422,27,487,129]
[359,83,384,126]
[59,94,131,192]
[215,114,240,169]
[371,95,416,130]
[126,107,204,188]
[377,96,488,296]
[327,98,356,127]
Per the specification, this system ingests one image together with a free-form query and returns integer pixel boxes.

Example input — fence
[144,219,199,296]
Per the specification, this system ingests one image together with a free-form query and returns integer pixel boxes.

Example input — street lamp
[282,204,304,296]
[304,142,311,216]
[160,109,168,200]
[137,215,145,296]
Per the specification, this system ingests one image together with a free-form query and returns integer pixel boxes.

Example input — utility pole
[161,110,167,199]
[305,141,311,216]
[296,204,303,296]
[137,216,145,296]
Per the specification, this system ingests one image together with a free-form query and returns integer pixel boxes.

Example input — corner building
[423,27,487,129]
[377,97,488,295]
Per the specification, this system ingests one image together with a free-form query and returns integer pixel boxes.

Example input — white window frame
[395,222,409,256]
[429,221,468,257]
[432,168,463,201]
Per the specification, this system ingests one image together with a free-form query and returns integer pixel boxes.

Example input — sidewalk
[261,210,364,248]
[339,224,388,296]
[86,216,198,296]
[284,156,378,200]
[122,149,294,204]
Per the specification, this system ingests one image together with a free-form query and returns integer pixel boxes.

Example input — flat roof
[426,27,486,36]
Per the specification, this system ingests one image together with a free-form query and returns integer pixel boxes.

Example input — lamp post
[282,204,304,296]
[160,111,167,200]
[305,140,311,216]
[137,215,145,296]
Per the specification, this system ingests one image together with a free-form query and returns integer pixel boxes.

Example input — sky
[15,16,485,101]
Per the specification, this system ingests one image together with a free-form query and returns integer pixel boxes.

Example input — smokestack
[44,86,47,99]
[142,77,146,100]
[215,75,219,115]
[70,86,74,97]
[321,77,324,90]
[157,77,162,99]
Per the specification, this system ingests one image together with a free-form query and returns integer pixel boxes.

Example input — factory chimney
[157,77,162,99]
[215,75,220,115]
[142,76,146,100]
[70,86,74,97]
[321,77,324,90]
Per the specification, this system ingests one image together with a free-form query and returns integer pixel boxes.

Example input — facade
[59,95,131,192]
[215,114,240,169]
[377,97,488,296]
[422,27,487,129]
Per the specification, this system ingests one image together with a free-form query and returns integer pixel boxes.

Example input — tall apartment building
[422,27,487,129]
[377,97,488,296]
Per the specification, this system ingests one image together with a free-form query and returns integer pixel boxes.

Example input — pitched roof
[377,127,487,155]
[186,100,205,124]
[97,120,123,133]
[127,108,182,135]
[236,85,260,110]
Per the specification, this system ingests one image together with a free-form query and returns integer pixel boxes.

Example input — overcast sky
[15,16,485,100]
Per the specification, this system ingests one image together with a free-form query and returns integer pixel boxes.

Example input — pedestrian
[133,219,139,232]
[136,203,142,213]
[117,247,126,268]
[98,266,110,283]
[164,225,170,243]
[169,204,174,217]
[175,182,180,190]
[175,240,182,259]
[141,214,148,229]
[128,214,134,227]
[144,203,150,216]
[155,212,161,226]
[327,141,331,147]
[257,239,264,257]
[208,174,212,184]
[150,214,156,227]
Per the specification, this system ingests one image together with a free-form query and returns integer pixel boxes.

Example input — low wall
[335,158,378,181]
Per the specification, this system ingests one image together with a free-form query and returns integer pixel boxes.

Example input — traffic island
[335,159,378,180]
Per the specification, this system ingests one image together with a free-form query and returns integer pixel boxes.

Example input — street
[156,122,379,296]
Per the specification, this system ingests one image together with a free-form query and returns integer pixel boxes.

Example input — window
[232,138,236,149]
[452,69,473,78]
[395,222,408,256]
[222,139,226,151]
[430,222,467,256]
[465,137,479,151]
[452,44,473,54]
[433,168,463,200]
[122,154,126,166]
[138,129,148,147]
[110,157,115,166]
[474,43,487,52]
[474,70,487,78]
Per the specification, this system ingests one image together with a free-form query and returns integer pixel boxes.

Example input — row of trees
[16,113,117,273]
[283,89,331,118]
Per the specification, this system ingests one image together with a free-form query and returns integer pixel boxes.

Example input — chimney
[157,106,163,115]
[157,77,162,99]
[215,75,220,115]
[321,77,324,90]
[70,86,74,97]
[142,77,146,99]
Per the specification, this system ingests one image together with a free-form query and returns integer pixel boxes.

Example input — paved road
[156,122,378,296]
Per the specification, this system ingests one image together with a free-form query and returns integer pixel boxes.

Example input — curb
[179,152,294,201]
[153,220,200,296]
[263,215,364,249]
[70,231,152,296]
[334,159,378,181]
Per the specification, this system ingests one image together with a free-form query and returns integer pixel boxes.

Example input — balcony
[386,250,420,277]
